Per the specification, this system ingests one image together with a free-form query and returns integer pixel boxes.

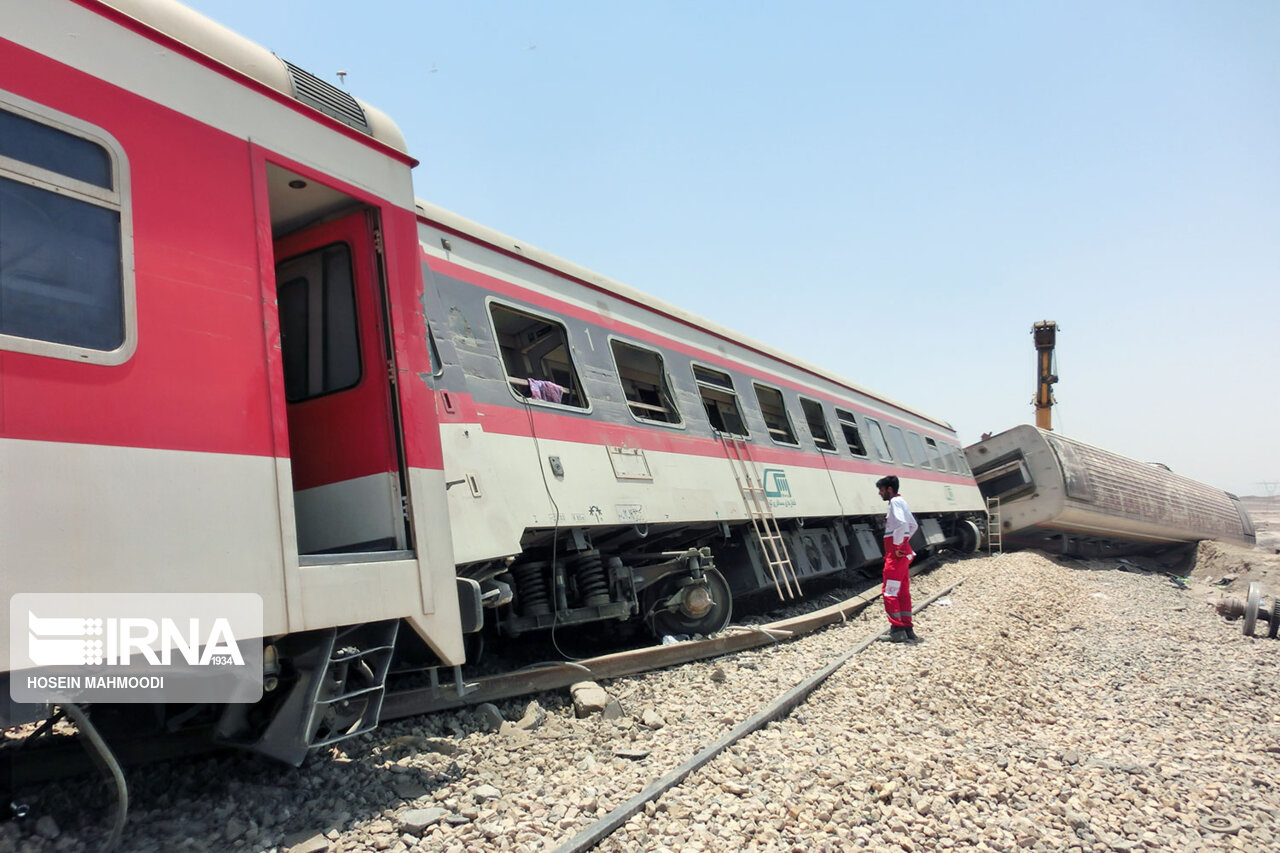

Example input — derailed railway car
[965,425,1255,556]
[1,0,983,768]
[416,202,987,641]
[1,0,462,764]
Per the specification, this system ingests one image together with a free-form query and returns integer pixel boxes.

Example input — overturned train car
[965,425,1255,556]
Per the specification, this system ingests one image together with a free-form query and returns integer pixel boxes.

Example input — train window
[884,424,914,466]
[906,431,931,468]
[609,339,682,425]
[924,437,948,471]
[835,408,867,456]
[753,383,798,445]
[799,398,835,452]
[974,457,1034,500]
[863,417,893,462]
[946,443,967,474]
[936,441,958,473]
[0,97,134,364]
[692,364,748,436]
[490,302,588,408]
[277,243,362,402]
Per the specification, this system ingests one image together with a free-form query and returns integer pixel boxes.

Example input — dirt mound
[1184,538,1280,612]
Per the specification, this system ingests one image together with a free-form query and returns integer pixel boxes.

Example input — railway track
[550,581,961,853]
[3,561,946,851]
[380,563,921,720]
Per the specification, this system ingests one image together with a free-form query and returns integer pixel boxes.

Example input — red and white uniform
[883,494,919,628]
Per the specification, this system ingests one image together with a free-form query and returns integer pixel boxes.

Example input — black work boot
[905,626,922,644]
[878,627,911,643]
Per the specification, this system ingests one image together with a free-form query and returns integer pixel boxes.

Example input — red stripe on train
[436,390,974,485]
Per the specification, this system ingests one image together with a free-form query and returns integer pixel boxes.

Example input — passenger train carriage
[966,425,1255,556]
[414,202,986,640]
[1,0,983,764]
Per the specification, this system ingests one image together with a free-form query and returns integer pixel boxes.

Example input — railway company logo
[762,468,797,508]
[10,593,263,705]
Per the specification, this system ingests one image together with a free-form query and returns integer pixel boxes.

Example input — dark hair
[876,475,899,492]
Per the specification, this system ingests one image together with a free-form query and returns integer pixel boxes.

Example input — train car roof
[99,0,409,154]
[415,199,954,432]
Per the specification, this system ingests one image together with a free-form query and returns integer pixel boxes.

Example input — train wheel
[646,568,733,638]
[1243,582,1261,637]
[956,520,982,554]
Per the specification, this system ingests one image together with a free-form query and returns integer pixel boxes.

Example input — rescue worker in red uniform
[877,475,921,643]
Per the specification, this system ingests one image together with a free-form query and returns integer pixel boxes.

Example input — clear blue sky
[186,0,1279,497]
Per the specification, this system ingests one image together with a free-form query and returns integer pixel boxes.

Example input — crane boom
[1032,321,1059,431]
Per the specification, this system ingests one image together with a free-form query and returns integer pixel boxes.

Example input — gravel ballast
[2,550,1277,853]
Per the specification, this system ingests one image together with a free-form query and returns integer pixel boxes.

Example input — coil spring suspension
[569,551,612,607]
[510,560,552,617]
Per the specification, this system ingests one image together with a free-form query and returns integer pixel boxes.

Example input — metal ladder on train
[986,496,1003,555]
[720,434,801,600]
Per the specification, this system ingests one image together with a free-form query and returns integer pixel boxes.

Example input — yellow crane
[1032,321,1059,431]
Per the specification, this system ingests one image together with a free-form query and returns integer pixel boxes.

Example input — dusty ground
[995,494,1280,631]
[1181,495,1280,622]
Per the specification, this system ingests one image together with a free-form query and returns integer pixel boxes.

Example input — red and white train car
[1,0,461,762]
[2,0,984,764]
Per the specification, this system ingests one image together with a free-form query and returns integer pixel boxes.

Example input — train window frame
[488,299,591,411]
[924,437,949,472]
[799,397,836,453]
[753,382,799,446]
[906,431,932,469]
[608,337,684,427]
[884,424,915,466]
[0,93,136,365]
[692,363,749,437]
[276,242,363,402]
[863,417,894,462]
[835,408,868,457]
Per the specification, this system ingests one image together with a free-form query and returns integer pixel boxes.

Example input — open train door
[274,209,409,555]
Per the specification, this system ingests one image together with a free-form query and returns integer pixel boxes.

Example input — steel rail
[381,563,936,721]
[552,580,963,853]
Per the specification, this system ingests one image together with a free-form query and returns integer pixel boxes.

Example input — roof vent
[282,59,371,134]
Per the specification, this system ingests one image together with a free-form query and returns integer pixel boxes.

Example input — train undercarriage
[464,511,986,642]
[2,511,984,779]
